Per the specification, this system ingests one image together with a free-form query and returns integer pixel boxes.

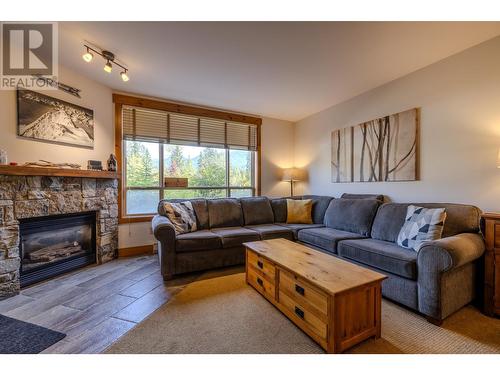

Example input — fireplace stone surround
[0,174,119,298]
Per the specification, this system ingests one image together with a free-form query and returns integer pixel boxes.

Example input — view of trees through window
[125,140,254,215]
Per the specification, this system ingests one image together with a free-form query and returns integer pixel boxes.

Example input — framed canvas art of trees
[331,108,419,183]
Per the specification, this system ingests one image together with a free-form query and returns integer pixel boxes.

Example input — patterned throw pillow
[162,201,198,235]
[397,205,447,251]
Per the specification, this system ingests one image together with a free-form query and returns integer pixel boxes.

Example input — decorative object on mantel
[281,168,305,196]
[107,154,117,172]
[0,149,7,164]
[31,76,82,98]
[82,44,130,82]
[23,160,82,169]
[331,108,419,183]
[87,160,103,171]
[17,89,94,148]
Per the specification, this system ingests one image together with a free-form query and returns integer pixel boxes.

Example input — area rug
[106,272,500,354]
[0,314,66,354]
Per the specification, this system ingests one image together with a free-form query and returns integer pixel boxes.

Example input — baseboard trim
[118,244,154,257]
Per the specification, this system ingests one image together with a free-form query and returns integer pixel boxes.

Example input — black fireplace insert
[18,211,97,287]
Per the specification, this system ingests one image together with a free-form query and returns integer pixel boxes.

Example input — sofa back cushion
[207,198,244,228]
[324,198,380,236]
[158,198,209,230]
[240,197,274,225]
[302,195,334,224]
[341,193,384,202]
[371,202,481,242]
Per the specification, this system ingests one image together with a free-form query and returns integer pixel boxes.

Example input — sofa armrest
[418,233,485,273]
[152,215,176,280]
[417,233,485,320]
[152,214,176,242]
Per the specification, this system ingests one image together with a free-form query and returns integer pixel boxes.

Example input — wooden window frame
[114,94,262,224]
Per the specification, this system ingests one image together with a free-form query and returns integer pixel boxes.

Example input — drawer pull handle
[257,277,264,287]
[294,306,304,319]
[295,284,305,296]
[257,261,264,269]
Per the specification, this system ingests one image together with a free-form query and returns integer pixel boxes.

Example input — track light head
[104,60,113,73]
[120,71,129,82]
[82,49,93,63]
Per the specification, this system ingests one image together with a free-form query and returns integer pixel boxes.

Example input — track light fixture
[82,44,130,82]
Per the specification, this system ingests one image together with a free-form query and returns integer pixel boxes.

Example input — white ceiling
[59,22,500,122]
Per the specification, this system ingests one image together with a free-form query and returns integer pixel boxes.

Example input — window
[115,95,262,220]
[124,141,256,215]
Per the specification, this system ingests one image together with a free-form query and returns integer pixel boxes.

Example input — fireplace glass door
[19,212,97,287]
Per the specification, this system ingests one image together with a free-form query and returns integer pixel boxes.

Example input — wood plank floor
[0,255,203,354]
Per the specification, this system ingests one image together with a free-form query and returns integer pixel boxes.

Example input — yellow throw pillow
[286,199,313,224]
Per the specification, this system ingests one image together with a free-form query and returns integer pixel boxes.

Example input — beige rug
[106,272,500,354]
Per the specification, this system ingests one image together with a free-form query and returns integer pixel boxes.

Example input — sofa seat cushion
[176,230,222,253]
[211,227,261,248]
[297,227,365,253]
[337,239,418,280]
[277,223,324,240]
[246,224,294,240]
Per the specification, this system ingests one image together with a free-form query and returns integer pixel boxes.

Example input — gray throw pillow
[162,201,198,235]
[397,205,447,251]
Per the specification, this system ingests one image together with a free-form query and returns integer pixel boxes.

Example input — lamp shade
[282,168,303,182]
[497,149,500,168]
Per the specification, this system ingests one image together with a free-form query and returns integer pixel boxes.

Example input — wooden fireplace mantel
[0,165,120,179]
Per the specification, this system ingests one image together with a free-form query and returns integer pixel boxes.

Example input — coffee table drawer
[279,269,328,315]
[278,290,327,340]
[247,250,276,279]
[248,266,275,299]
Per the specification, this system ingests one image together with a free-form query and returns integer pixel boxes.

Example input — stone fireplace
[0,174,119,298]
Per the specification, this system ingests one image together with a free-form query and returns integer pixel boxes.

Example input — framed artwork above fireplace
[17,89,95,148]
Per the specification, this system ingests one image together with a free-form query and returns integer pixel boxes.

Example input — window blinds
[122,105,258,151]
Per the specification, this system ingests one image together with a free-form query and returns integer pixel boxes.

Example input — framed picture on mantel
[331,108,419,183]
[17,89,94,148]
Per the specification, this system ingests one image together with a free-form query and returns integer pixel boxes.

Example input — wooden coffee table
[244,238,387,353]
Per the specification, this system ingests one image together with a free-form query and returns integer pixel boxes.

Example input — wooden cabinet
[481,213,500,317]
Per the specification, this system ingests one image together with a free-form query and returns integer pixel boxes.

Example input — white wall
[118,222,154,249]
[0,65,114,167]
[294,36,500,212]
[260,117,295,197]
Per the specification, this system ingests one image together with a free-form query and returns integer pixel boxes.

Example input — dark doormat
[0,314,66,354]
